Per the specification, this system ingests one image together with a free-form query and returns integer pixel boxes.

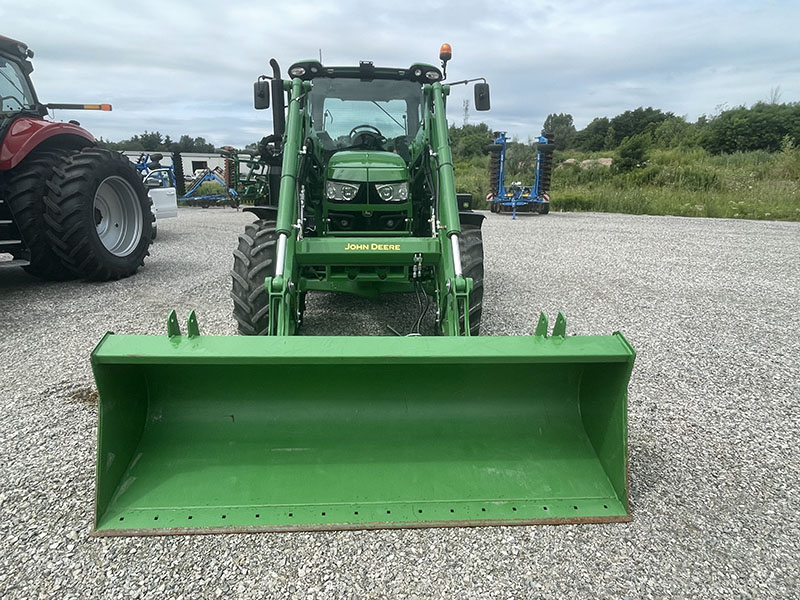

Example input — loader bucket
[91,314,635,536]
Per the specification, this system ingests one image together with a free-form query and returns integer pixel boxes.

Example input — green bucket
[91,316,635,536]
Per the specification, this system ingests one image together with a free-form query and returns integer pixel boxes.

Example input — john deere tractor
[89,46,636,536]
[0,35,152,280]
[231,52,491,337]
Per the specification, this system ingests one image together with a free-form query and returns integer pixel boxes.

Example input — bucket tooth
[534,312,549,337]
[166,310,181,337]
[553,313,567,338]
[187,311,200,338]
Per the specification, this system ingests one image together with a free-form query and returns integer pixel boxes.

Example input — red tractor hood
[0,117,95,171]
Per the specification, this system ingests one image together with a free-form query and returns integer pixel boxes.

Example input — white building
[122,151,227,176]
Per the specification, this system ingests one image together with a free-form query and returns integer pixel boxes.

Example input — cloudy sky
[4,1,798,147]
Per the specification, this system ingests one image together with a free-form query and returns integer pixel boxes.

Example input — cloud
[4,0,798,146]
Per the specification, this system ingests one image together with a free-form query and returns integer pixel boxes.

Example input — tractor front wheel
[459,223,484,336]
[44,148,153,280]
[231,219,277,335]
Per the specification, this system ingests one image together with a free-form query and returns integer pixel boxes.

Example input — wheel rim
[93,176,143,257]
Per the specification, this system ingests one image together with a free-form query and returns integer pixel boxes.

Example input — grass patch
[552,185,798,220]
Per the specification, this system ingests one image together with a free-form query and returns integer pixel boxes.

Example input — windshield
[0,57,36,114]
[308,78,422,154]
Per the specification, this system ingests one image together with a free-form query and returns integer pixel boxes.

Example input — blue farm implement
[179,166,239,208]
[488,131,554,218]
[133,152,186,197]
[133,153,238,207]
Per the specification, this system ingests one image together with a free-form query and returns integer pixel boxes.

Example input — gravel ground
[1,208,797,599]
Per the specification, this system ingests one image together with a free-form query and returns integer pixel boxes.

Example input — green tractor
[232,54,489,337]
[90,46,636,536]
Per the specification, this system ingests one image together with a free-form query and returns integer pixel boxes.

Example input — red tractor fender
[0,117,95,171]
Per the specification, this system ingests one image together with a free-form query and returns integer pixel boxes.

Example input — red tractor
[0,35,152,280]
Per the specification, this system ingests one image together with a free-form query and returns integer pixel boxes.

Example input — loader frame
[263,73,473,337]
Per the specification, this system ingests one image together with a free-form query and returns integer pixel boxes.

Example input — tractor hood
[327,151,407,183]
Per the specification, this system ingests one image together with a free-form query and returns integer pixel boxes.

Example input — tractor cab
[286,62,442,237]
[306,76,422,159]
[0,36,45,121]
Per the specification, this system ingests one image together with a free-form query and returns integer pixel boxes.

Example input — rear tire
[5,149,76,280]
[231,219,277,335]
[44,148,153,281]
[539,202,550,215]
[459,223,484,336]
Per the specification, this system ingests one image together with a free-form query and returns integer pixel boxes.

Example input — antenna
[319,48,323,63]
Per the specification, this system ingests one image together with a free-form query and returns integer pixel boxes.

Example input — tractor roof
[286,61,443,85]
[0,35,30,58]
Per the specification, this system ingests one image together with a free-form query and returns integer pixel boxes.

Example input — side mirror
[474,83,490,111]
[254,79,270,110]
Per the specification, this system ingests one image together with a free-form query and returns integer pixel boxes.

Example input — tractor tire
[44,148,153,281]
[5,149,76,280]
[539,203,550,215]
[459,223,484,336]
[172,152,186,197]
[231,219,277,335]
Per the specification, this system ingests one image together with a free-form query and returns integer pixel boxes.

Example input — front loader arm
[429,82,472,336]
[266,77,307,336]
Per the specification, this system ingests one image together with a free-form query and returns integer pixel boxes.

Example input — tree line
[450,101,800,167]
[99,99,800,164]
[98,131,216,153]
[541,102,800,155]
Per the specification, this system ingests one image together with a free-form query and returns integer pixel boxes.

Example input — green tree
[603,125,616,150]
[699,102,800,154]
[650,117,693,148]
[614,134,649,173]
[542,113,576,150]
[138,131,164,149]
[170,135,216,153]
[609,107,672,147]
[449,122,492,160]
[572,117,610,151]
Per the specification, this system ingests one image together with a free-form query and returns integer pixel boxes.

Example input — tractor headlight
[326,181,360,202]
[377,184,394,201]
[375,183,408,202]
[341,183,357,201]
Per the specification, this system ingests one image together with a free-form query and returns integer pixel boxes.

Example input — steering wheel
[349,124,386,150]
[349,124,383,137]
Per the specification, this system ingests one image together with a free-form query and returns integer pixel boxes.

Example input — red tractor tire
[44,148,153,281]
[5,149,77,280]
